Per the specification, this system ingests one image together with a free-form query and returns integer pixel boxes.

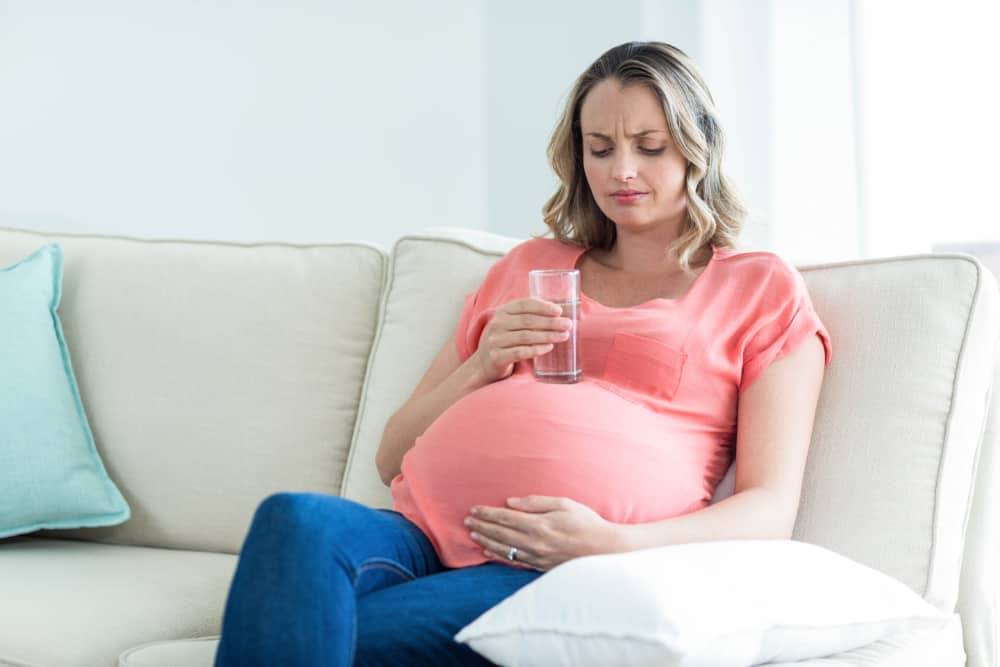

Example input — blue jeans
[214,492,541,666]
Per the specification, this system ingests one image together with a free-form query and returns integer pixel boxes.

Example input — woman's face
[579,79,688,236]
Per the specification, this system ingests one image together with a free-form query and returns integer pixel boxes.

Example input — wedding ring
[506,545,518,561]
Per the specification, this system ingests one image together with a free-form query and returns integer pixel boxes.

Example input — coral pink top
[391,238,832,567]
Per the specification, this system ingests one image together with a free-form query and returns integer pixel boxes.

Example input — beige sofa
[0,224,997,667]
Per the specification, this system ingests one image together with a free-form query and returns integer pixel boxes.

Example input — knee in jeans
[250,492,361,541]
[251,492,315,532]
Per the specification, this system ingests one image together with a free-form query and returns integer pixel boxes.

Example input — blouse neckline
[568,243,719,310]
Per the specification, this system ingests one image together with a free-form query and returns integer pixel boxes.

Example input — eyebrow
[584,130,667,140]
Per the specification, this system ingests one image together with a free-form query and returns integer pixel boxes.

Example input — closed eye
[589,147,666,158]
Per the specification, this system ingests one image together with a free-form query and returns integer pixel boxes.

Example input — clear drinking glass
[528,269,581,383]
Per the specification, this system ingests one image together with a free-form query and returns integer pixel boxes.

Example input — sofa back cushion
[0,227,385,554]
[959,349,1000,667]
[795,254,998,614]
[342,229,518,508]
[348,230,999,661]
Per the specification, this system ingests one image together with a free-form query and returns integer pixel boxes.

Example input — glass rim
[528,269,580,277]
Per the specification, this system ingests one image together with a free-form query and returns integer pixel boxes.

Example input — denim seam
[348,615,357,667]
[353,558,417,587]
[349,558,417,665]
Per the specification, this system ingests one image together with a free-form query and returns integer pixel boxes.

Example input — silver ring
[506,546,518,561]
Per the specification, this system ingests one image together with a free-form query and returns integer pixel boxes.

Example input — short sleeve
[739,266,832,393]
[454,289,497,362]
[450,237,589,362]
[452,248,523,362]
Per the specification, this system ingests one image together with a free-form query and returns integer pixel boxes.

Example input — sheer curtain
[699,0,1000,265]
[854,1,1000,261]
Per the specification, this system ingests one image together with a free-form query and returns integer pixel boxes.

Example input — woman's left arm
[611,331,827,551]
[466,333,827,570]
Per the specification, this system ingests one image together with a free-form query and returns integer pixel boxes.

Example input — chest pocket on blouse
[600,332,687,404]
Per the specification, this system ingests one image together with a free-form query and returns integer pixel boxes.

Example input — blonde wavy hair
[542,41,746,273]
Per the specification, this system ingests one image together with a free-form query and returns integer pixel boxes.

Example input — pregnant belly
[390,374,718,567]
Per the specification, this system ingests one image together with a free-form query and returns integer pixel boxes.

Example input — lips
[610,190,647,204]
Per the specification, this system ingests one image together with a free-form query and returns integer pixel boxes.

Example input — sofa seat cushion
[118,635,219,667]
[118,637,219,667]
[768,613,966,666]
[0,538,235,667]
[115,616,965,667]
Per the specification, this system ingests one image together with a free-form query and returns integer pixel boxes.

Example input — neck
[603,225,710,274]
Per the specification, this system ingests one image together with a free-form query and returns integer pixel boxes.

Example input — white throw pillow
[454,540,948,667]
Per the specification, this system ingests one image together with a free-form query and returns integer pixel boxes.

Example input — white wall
[0,1,485,248]
[6,2,991,259]
[767,0,858,262]
[0,1,730,249]
[479,0,703,242]
[697,0,772,252]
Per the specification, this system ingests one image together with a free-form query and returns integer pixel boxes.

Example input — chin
[606,211,654,229]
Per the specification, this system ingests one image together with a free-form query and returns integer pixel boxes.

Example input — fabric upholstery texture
[958,331,1000,667]
[0,244,128,538]
[0,538,235,667]
[454,540,949,667]
[344,230,999,667]
[341,231,519,509]
[0,227,386,554]
[117,637,219,667]
[114,618,966,667]
[0,227,996,667]
[794,254,998,614]
[765,613,966,666]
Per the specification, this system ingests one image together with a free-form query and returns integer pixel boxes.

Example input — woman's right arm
[375,337,483,485]
[375,298,570,485]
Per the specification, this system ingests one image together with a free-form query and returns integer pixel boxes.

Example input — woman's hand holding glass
[473,298,572,383]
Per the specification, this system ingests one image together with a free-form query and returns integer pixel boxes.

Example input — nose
[611,151,637,183]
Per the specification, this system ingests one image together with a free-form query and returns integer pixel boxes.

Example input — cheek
[652,163,687,200]
[582,158,602,193]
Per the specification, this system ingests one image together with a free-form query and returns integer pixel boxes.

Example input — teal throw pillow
[0,244,129,538]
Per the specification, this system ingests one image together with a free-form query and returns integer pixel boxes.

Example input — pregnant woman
[215,40,832,666]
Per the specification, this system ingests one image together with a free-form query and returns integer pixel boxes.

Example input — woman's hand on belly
[464,495,622,571]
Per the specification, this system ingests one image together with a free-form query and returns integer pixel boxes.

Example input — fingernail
[470,532,479,540]
[463,517,472,526]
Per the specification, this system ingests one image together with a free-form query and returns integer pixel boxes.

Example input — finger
[472,531,537,568]
[499,313,573,332]
[469,506,527,529]
[507,495,571,513]
[466,517,527,549]
[492,328,570,349]
[499,298,564,317]
[486,344,555,369]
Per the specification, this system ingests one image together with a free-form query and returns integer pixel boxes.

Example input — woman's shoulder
[713,246,802,282]
[499,236,583,267]
[710,246,811,308]
[472,236,581,296]
[512,235,581,256]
